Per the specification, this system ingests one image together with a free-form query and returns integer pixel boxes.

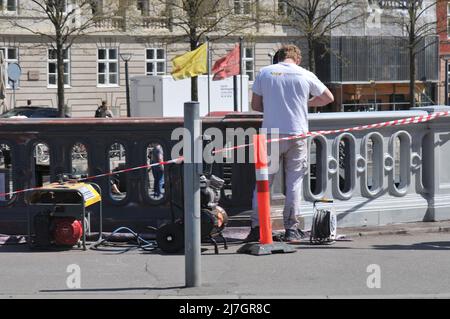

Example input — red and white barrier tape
[1,111,448,198]
[214,110,449,153]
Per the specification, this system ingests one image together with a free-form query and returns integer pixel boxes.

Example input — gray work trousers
[251,136,308,230]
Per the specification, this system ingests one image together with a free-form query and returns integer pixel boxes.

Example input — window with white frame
[243,46,254,81]
[91,0,103,15]
[0,0,17,13]
[137,0,149,16]
[48,48,70,87]
[234,0,251,15]
[98,48,119,86]
[47,0,74,14]
[278,0,292,16]
[146,48,165,75]
[0,47,19,88]
[182,1,215,15]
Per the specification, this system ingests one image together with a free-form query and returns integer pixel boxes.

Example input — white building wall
[0,35,293,117]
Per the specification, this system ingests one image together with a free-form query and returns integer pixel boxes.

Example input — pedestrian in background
[245,44,334,243]
[95,100,113,118]
[149,144,164,198]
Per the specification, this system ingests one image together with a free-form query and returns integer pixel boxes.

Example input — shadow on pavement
[40,286,184,293]
[294,245,353,250]
[0,241,355,254]
[372,241,450,251]
[0,245,80,253]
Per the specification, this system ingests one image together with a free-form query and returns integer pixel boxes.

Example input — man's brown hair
[277,44,301,64]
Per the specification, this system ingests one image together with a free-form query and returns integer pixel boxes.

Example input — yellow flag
[171,43,207,80]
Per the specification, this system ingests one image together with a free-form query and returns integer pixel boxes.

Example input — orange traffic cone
[238,134,296,256]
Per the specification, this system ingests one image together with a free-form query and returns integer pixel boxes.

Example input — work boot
[283,229,303,243]
[243,226,260,243]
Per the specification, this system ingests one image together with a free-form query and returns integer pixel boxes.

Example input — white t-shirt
[252,62,327,135]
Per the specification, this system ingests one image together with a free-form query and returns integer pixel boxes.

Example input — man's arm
[308,88,334,107]
[252,93,263,112]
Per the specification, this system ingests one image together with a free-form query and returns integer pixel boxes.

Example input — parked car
[0,106,70,118]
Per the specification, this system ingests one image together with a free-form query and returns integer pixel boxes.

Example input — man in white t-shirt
[245,44,334,243]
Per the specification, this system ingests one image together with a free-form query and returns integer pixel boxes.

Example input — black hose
[90,227,157,252]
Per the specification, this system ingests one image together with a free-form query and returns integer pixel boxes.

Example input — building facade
[0,0,295,117]
[0,0,441,117]
[319,0,439,112]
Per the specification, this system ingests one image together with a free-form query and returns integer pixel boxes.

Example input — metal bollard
[184,101,202,287]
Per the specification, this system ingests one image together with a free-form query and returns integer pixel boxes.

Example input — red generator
[52,218,84,246]
[27,179,102,250]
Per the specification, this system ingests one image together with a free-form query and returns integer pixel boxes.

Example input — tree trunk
[191,77,198,102]
[56,41,65,117]
[308,37,316,73]
[190,33,198,101]
[408,5,416,109]
[409,50,416,109]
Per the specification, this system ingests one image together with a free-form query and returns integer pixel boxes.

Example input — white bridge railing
[278,105,450,228]
[1,106,450,232]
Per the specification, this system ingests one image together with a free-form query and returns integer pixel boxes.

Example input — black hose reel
[310,199,337,244]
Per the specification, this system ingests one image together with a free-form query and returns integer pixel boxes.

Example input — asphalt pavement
[0,222,450,299]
